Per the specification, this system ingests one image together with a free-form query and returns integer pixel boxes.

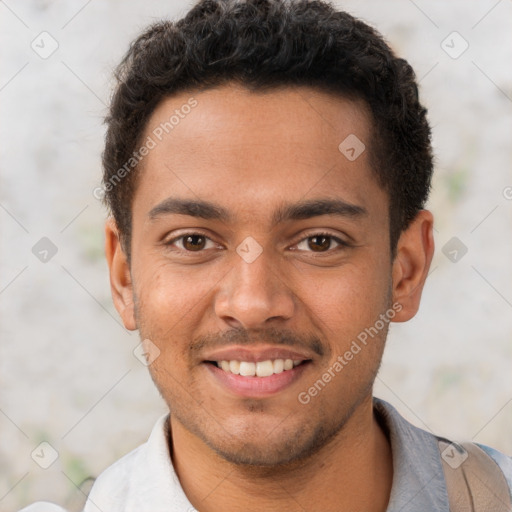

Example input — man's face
[117,84,402,466]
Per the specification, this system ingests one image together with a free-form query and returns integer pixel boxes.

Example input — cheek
[134,268,197,383]
[133,259,218,354]
[294,264,391,413]
[305,261,392,345]
[136,258,207,314]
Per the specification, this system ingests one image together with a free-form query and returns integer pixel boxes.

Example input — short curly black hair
[102,0,433,261]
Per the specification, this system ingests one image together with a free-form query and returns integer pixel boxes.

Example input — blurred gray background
[1,0,511,510]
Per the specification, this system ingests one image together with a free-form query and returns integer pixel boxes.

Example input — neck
[170,394,392,512]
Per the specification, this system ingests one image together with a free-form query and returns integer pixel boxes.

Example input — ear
[105,218,137,331]
[391,209,435,322]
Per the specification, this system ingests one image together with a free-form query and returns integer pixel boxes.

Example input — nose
[214,245,296,330]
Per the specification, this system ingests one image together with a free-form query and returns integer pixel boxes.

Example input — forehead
[133,84,385,225]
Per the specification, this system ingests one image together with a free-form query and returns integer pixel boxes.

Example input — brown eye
[295,233,346,253]
[307,235,332,252]
[165,232,218,254]
[182,234,207,251]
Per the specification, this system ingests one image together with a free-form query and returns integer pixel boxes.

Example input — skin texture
[105,83,434,512]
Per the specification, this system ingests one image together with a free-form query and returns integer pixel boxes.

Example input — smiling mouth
[205,359,311,377]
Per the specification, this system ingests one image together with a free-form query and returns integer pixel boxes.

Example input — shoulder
[475,442,512,486]
[17,416,168,512]
[93,442,145,485]
[373,397,512,511]
[16,446,146,512]
[84,413,173,510]
[82,442,146,511]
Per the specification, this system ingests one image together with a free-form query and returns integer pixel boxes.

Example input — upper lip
[203,345,315,363]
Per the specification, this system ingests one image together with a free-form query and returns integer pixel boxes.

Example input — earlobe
[391,210,435,323]
[105,218,137,331]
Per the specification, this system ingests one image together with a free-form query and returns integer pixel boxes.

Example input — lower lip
[204,362,311,398]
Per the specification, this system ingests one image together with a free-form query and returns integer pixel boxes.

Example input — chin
[211,440,305,467]
[204,418,339,470]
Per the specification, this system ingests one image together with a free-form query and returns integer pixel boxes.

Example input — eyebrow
[148,197,367,226]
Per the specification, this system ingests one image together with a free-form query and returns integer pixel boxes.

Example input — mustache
[190,326,326,358]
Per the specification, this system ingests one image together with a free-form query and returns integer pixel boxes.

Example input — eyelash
[164,231,349,254]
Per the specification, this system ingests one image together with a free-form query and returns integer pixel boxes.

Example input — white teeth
[273,359,284,374]
[240,361,256,377]
[256,360,274,377]
[239,361,256,376]
[229,360,240,374]
[216,358,306,377]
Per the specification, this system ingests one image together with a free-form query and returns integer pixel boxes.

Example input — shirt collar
[373,397,450,511]
[123,415,194,511]
[87,398,450,511]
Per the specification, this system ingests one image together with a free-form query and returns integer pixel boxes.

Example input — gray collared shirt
[375,398,512,511]
[20,398,512,512]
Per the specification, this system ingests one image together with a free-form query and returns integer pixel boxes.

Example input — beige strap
[439,440,512,512]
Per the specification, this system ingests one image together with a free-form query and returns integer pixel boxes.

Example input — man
[22,0,512,511]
